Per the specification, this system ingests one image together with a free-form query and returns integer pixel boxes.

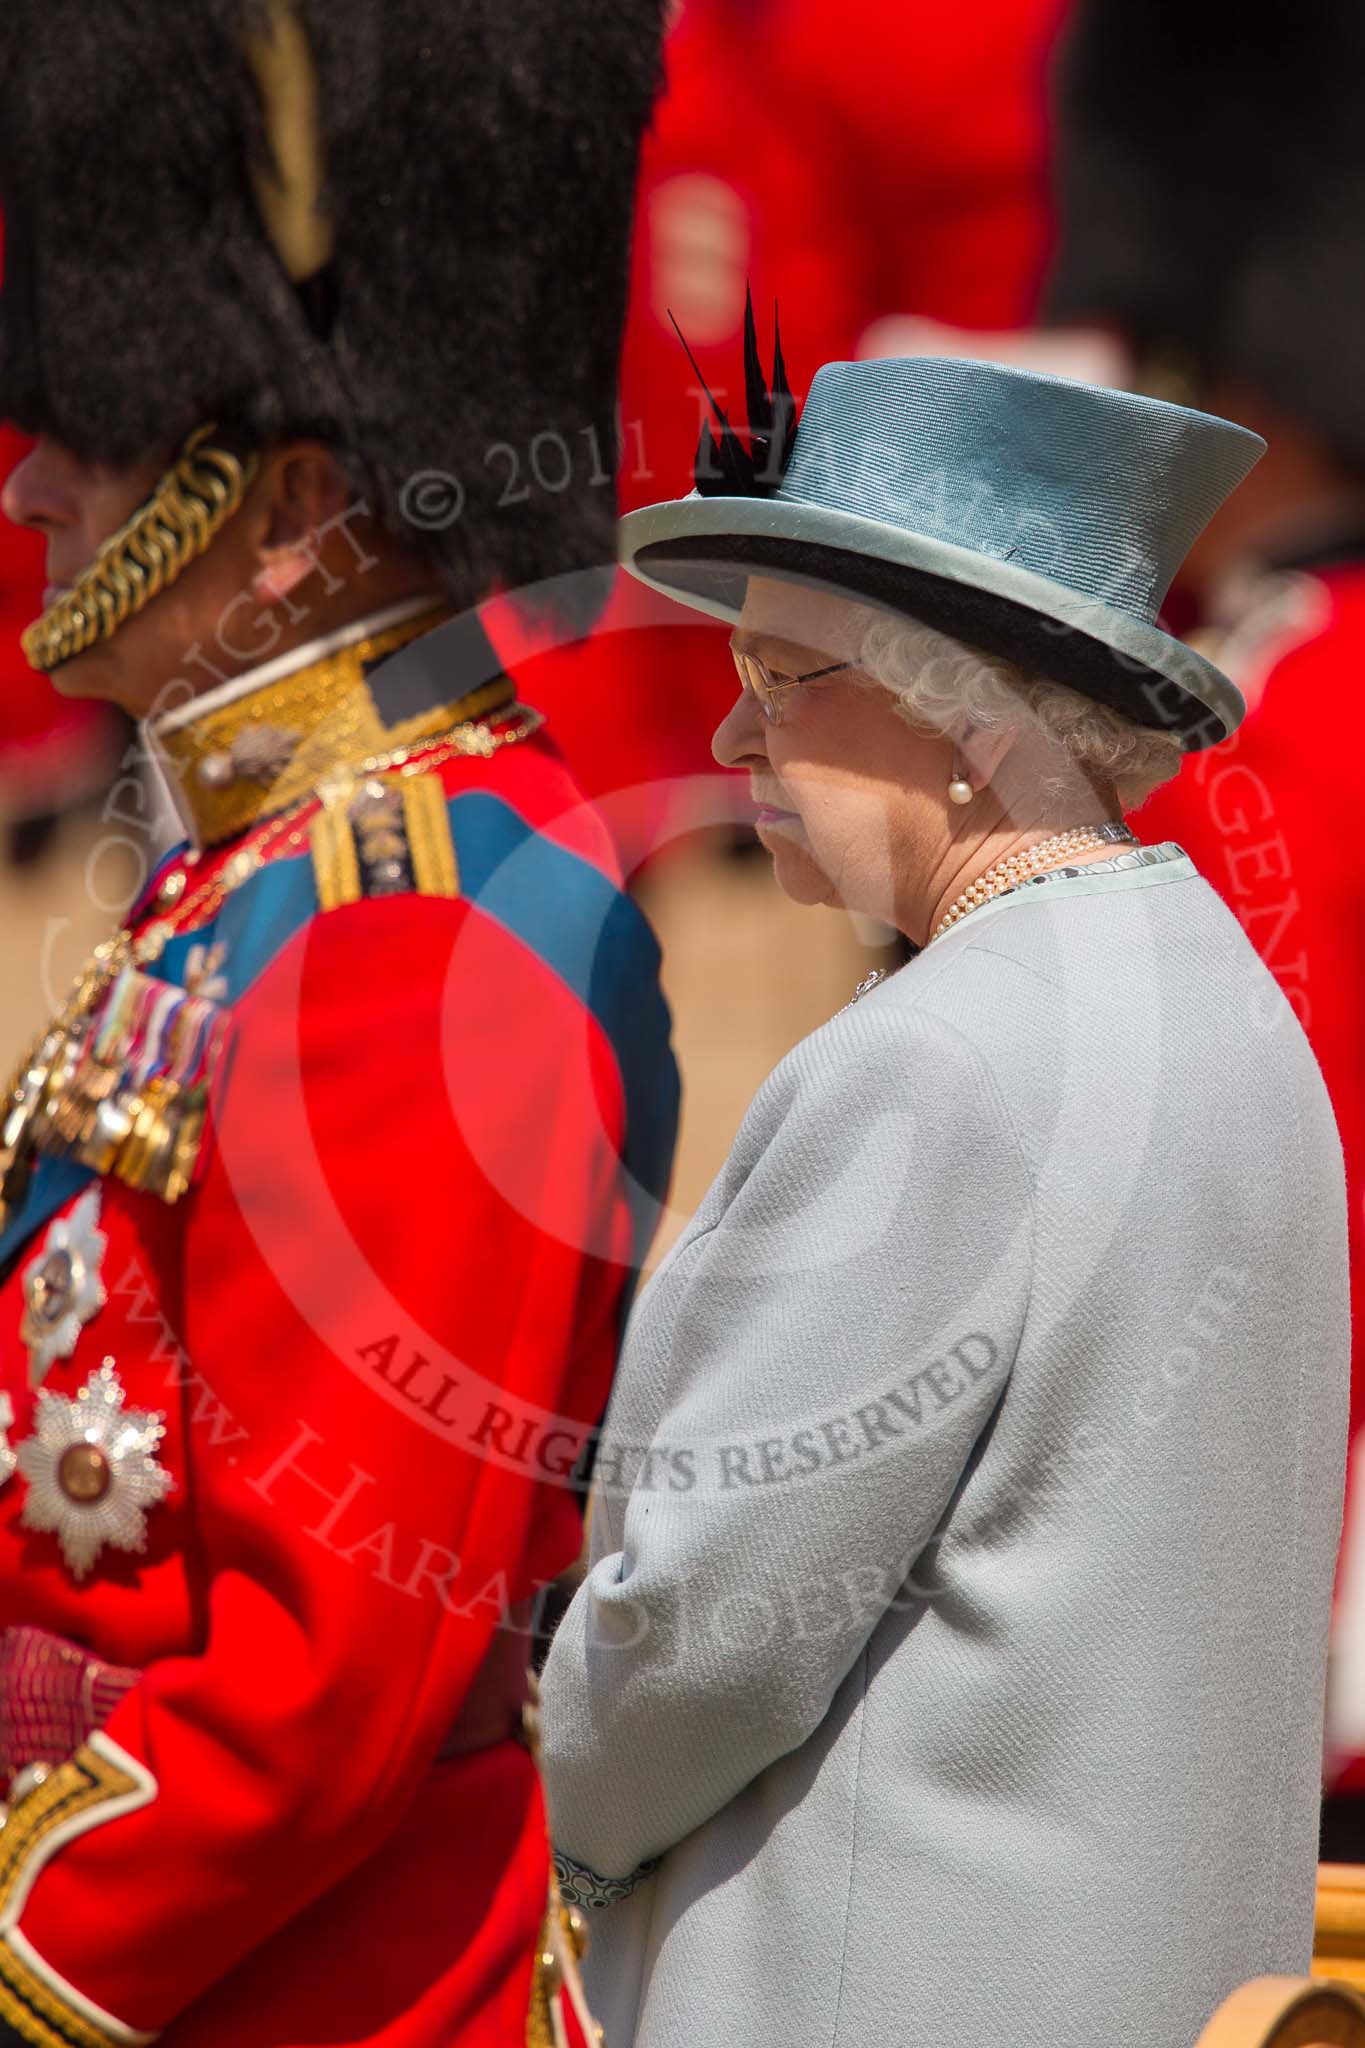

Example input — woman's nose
[712,685,767,768]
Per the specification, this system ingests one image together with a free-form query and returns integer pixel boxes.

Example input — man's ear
[251,443,349,603]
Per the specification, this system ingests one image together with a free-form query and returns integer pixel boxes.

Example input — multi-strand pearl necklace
[844,821,1139,1010]
[930,822,1136,943]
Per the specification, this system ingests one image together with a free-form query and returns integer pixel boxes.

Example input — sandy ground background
[635,841,884,1261]
[0,801,883,1267]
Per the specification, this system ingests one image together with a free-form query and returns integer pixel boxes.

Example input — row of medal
[0,959,230,1233]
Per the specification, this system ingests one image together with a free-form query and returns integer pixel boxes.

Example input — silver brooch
[17,1359,174,1581]
[838,966,891,1014]
[20,1186,108,1388]
[0,1392,15,1490]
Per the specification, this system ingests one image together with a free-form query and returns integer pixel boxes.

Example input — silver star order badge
[17,1359,173,1581]
[0,1392,15,1490]
[20,1185,108,1388]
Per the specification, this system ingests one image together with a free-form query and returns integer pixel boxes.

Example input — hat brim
[621,496,1243,749]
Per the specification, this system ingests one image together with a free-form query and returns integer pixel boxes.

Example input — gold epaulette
[310,768,460,911]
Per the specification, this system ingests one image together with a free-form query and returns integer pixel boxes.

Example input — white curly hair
[856,610,1183,811]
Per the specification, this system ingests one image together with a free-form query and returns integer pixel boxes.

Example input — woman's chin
[765,834,838,907]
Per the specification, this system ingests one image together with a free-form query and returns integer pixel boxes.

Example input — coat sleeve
[540,1002,1035,1881]
[0,886,647,2043]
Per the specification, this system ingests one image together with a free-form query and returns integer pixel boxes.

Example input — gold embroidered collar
[145,600,515,848]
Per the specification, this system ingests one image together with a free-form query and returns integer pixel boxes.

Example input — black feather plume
[669,286,799,498]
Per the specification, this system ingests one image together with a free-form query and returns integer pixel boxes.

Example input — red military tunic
[1136,557,1365,1786]
[0,614,678,2047]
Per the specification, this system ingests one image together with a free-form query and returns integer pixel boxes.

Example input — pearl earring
[948,771,974,806]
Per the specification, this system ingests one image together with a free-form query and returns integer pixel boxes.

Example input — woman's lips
[754,802,800,828]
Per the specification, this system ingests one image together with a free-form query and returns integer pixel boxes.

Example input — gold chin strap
[21,425,260,675]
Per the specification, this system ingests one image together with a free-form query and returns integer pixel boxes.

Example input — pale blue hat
[621,355,1266,749]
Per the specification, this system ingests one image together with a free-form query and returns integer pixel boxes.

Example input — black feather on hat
[0,0,665,629]
[670,289,799,499]
[1047,0,1365,468]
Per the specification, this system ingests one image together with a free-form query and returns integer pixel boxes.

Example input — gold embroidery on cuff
[0,1736,159,2046]
[0,1941,113,2048]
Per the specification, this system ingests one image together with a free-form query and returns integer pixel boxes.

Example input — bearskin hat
[0,0,665,627]
[1047,0,1365,467]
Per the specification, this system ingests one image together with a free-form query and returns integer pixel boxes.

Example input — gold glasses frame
[730,647,854,725]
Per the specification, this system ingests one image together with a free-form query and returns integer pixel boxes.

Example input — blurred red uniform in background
[527,0,1071,874]
[1049,0,1365,1836]
[1137,556,1365,1809]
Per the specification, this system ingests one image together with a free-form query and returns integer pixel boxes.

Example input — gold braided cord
[22,426,261,674]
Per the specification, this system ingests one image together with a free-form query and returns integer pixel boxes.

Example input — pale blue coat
[541,854,1348,2048]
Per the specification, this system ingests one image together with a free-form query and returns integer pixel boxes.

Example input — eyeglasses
[730,647,853,725]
